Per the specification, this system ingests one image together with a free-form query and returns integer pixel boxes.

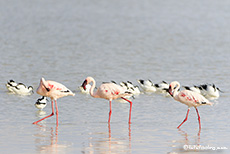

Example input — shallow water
[0,0,230,153]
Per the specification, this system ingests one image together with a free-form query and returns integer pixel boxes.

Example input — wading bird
[33,78,75,125]
[35,96,48,110]
[168,81,213,129]
[81,77,133,123]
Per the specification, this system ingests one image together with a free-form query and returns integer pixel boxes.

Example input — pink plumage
[168,81,213,129]
[82,77,133,123]
[36,78,75,100]
[33,78,75,125]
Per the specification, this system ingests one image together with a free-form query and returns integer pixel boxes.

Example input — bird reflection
[169,128,201,153]
[128,123,132,150]
[35,110,47,118]
[84,123,132,154]
[178,128,201,145]
[108,123,132,152]
[34,124,69,153]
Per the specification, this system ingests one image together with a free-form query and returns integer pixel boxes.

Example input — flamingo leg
[177,108,190,129]
[33,100,55,124]
[108,100,112,123]
[108,123,111,139]
[121,97,132,124]
[195,108,201,130]
[55,100,59,125]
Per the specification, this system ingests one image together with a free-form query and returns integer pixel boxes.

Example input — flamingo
[81,77,133,123]
[168,81,213,129]
[33,78,75,125]
[79,83,91,94]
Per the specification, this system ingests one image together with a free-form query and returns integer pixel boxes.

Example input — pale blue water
[0,0,229,153]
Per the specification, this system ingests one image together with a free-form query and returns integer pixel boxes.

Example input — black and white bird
[132,85,141,95]
[5,80,17,92]
[183,85,201,94]
[154,81,169,93]
[120,81,141,95]
[137,79,156,92]
[35,96,48,110]
[199,84,223,99]
[6,80,33,95]
[183,83,222,99]
[11,83,33,95]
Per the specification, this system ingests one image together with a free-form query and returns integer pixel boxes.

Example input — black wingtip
[138,79,144,84]
[154,84,159,88]
[125,91,133,94]
[217,87,224,93]
[111,80,117,84]
[183,86,190,90]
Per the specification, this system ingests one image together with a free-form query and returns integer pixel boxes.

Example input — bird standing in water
[35,96,48,110]
[168,81,213,129]
[33,78,75,125]
[81,76,133,124]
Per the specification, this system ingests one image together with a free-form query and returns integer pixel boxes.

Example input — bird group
[5,77,222,130]
[6,80,33,95]
[183,83,223,99]
[137,79,222,99]
[79,80,141,97]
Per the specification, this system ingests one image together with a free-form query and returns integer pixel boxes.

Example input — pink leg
[108,123,111,139]
[195,108,201,130]
[108,101,112,123]
[177,108,190,129]
[33,100,55,124]
[121,97,133,124]
[55,100,59,125]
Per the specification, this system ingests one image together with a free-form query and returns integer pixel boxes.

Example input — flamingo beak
[168,85,173,96]
[81,80,87,90]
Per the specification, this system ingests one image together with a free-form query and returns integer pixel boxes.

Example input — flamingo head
[41,78,50,92]
[81,77,94,90]
[168,81,180,96]
[168,85,173,96]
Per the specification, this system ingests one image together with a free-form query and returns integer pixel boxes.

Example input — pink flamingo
[33,78,75,125]
[81,77,133,124]
[168,81,213,129]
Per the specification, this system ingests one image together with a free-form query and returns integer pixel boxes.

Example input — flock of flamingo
[5,77,222,129]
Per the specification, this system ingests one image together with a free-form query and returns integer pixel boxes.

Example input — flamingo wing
[46,81,67,91]
[41,78,69,92]
[97,83,130,100]
[46,80,75,98]
[177,90,212,107]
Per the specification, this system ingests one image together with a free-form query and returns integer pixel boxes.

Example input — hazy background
[0,0,229,153]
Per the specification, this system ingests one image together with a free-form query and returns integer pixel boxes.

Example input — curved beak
[168,85,173,96]
[81,80,87,90]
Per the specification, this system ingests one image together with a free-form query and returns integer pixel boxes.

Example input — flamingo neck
[89,78,97,98]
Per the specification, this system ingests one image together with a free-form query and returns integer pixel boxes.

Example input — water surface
[0,0,229,153]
